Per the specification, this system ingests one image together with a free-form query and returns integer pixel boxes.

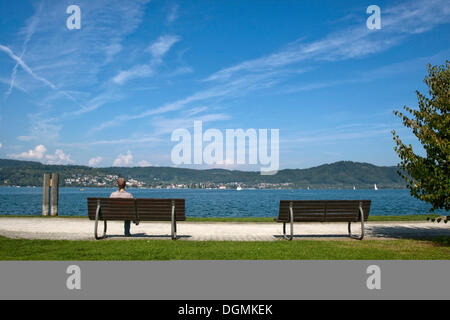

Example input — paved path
[0,217,449,241]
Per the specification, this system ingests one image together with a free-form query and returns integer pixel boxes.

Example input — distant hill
[0,159,406,189]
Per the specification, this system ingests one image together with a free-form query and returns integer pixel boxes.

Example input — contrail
[0,44,56,90]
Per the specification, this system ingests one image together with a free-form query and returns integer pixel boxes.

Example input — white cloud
[45,149,74,165]
[112,35,181,85]
[138,160,151,167]
[9,144,47,160]
[147,35,180,60]
[113,65,153,84]
[9,144,73,164]
[113,151,133,166]
[88,156,103,167]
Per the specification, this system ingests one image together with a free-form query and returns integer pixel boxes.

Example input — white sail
[374,184,378,190]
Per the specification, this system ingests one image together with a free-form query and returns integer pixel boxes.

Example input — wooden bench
[275,200,371,240]
[87,198,186,240]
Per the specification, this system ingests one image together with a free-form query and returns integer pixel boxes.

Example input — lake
[0,187,446,217]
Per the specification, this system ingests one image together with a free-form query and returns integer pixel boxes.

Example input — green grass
[0,236,448,260]
[368,214,442,222]
[0,214,443,222]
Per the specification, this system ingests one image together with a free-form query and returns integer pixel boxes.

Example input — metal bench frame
[93,199,179,240]
[281,201,366,241]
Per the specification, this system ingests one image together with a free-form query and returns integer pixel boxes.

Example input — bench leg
[94,202,107,240]
[283,206,294,240]
[348,207,365,240]
[171,201,177,240]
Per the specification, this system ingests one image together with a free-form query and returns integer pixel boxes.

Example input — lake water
[0,187,446,217]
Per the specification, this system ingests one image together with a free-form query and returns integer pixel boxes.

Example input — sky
[0,0,449,171]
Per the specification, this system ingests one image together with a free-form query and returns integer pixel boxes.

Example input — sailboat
[236,185,242,191]
[374,184,378,191]
[353,186,356,190]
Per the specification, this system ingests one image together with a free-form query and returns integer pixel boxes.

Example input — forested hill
[0,159,406,189]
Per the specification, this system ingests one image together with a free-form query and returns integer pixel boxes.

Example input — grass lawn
[1,214,448,260]
[0,235,449,260]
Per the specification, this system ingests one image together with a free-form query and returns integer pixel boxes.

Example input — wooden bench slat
[87,198,186,221]
[277,200,371,223]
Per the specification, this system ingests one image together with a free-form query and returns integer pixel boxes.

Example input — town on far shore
[63,173,292,190]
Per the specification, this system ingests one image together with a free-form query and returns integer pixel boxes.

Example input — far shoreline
[0,186,409,190]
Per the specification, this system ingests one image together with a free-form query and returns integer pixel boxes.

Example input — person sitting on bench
[109,178,137,236]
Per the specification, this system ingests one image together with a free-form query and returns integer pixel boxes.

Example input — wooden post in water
[42,174,50,216]
[51,173,59,216]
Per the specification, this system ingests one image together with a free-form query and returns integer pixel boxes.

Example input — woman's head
[117,178,126,190]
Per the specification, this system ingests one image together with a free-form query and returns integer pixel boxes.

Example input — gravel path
[0,217,449,241]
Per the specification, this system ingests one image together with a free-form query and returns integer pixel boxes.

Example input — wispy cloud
[204,0,449,83]
[3,0,151,107]
[22,113,62,144]
[280,50,450,94]
[67,90,123,117]
[94,0,450,134]
[166,66,194,77]
[147,35,181,61]
[150,112,230,135]
[91,85,232,132]
[281,124,394,146]
[0,77,27,93]
[59,135,161,148]
[113,65,154,85]
[166,3,179,24]
[113,35,181,85]
[2,0,448,169]
[2,0,152,147]
[0,44,56,90]
[4,4,41,100]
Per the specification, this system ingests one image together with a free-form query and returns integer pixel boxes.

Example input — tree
[392,61,449,211]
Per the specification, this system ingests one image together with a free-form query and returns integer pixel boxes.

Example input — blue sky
[0,0,449,170]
